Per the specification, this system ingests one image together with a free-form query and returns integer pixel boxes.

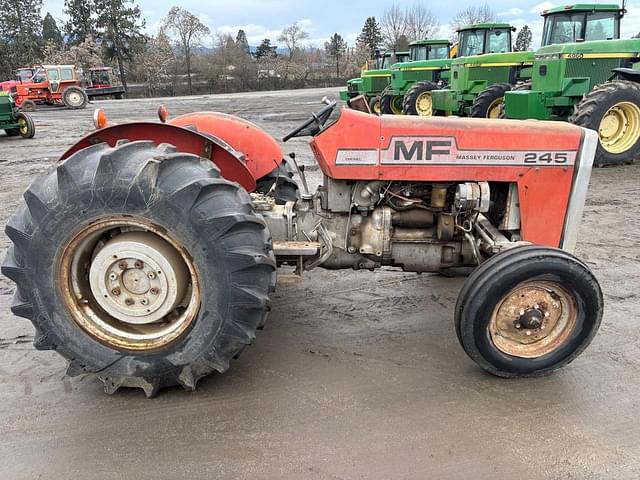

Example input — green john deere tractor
[0,92,35,139]
[430,23,527,118]
[340,50,410,113]
[503,4,638,165]
[380,39,452,115]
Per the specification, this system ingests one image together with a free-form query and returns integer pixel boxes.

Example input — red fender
[169,112,284,181]
[59,122,257,192]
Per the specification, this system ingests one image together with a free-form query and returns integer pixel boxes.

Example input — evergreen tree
[43,12,63,46]
[255,38,277,58]
[325,33,347,78]
[357,16,383,59]
[95,0,145,90]
[236,29,250,53]
[64,0,97,44]
[0,0,44,72]
[515,25,533,51]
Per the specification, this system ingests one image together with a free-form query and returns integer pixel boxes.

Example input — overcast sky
[42,0,640,48]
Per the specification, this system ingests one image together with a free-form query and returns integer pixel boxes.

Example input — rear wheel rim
[415,92,433,116]
[489,281,577,358]
[487,97,504,119]
[599,101,640,154]
[66,91,83,107]
[372,100,381,114]
[58,217,201,351]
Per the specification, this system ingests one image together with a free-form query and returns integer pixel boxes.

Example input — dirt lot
[0,88,639,479]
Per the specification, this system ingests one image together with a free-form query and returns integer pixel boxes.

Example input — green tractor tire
[6,112,35,139]
[471,83,513,119]
[569,80,640,166]
[403,81,439,116]
[380,94,404,115]
[369,96,382,115]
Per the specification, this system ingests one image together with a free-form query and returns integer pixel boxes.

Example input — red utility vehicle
[2,100,602,397]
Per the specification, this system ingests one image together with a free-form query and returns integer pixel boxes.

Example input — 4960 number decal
[524,152,569,164]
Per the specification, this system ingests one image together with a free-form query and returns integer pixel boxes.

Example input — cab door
[47,68,60,92]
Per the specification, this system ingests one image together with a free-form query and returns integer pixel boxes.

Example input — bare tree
[381,4,406,49]
[278,22,309,60]
[451,4,496,32]
[405,5,440,42]
[163,6,210,95]
[137,28,175,96]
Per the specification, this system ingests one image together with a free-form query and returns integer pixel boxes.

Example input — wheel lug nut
[140,298,149,306]
[134,260,144,269]
[111,287,121,296]
[109,272,118,281]
[118,261,128,270]
[150,287,160,295]
[125,297,135,306]
[148,272,156,279]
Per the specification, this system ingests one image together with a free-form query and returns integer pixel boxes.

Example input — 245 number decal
[524,152,569,164]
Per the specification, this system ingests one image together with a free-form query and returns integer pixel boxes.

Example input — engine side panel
[311,109,589,248]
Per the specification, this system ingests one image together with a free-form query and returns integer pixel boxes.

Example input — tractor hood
[535,38,640,57]
[393,59,452,72]
[454,51,535,67]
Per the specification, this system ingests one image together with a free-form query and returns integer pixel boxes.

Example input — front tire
[2,141,276,397]
[569,80,640,166]
[21,100,36,112]
[403,81,439,116]
[455,246,602,378]
[9,112,35,138]
[380,94,404,115]
[471,83,512,118]
[369,96,381,115]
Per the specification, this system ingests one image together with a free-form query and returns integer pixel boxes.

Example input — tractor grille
[371,77,388,92]
[565,59,622,86]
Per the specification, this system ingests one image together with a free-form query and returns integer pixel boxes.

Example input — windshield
[430,45,450,59]
[411,46,428,61]
[91,70,110,85]
[459,30,486,57]
[380,55,392,69]
[542,11,620,46]
[488,29,510,53]
[397,53,410,63]
[16,69,34,82]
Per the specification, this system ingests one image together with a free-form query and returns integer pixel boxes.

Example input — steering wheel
[282,98,337,142]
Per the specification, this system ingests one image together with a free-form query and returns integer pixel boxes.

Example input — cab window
[60,68,74,81]
[429,45,449,59]
[412,46,428,61]
[488,30,509,53]
[460,30,485,57]
[585,12,618,41]
[47,69,60,81]
[544,13,584,45]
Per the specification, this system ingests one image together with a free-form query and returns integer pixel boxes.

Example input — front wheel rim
[487,97,504,119]
[599,101,640,154]
[416,92,433,116]
[58,217,201,351]
[391,96,404,115]
[18,117,28,135]
[489,281,577,358]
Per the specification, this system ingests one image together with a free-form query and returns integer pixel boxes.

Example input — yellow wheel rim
[415,92,433,116]
[599,101,640,154]
[489,281,577,359]
[18,117,28,135]
[372,100,381,115]
[487,97,504,119]
[390,96,404,115]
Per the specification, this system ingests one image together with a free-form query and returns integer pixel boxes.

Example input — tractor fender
[168,112,284,182]
[612,68,640,82]
[59,121,257,192]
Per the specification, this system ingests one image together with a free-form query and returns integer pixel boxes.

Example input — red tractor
[0,67,37,93]
[13,64,89,111]
[2,101,603,397]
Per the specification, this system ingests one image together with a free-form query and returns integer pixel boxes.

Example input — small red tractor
[13,64,89,111]
[85,67,126,100]
[0,67,37,93]
[2,101,603,397]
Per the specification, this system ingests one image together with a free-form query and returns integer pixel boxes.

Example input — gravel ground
[0,87,639,479]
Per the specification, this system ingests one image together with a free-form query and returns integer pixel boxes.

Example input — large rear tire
[455,246,602,377]
[2,141,276,397]
[471,83,512,118]
[62,86,89,109]
[403,81,439,116]
[569,80,640,166]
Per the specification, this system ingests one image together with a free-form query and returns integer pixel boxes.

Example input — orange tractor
[13,64,88,111]
[2,100,603,397]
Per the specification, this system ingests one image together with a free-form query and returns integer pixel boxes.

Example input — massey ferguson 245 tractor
[2,101,603,397]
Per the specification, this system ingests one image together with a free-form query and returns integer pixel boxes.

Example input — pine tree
[255,38,277,58]
[64,0,97,44]
[236,29,250,53]
[357,17,383,59]
[0,0,44,71]
[95,0,145,90]
[515,25,533,51]
[42,12,63,46]
[325,33,347,78]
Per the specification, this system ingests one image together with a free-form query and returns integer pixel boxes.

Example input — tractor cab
[458,23,514,56]
[88,67,114,88]
[377,50,410,70]
[541,4,622,46]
